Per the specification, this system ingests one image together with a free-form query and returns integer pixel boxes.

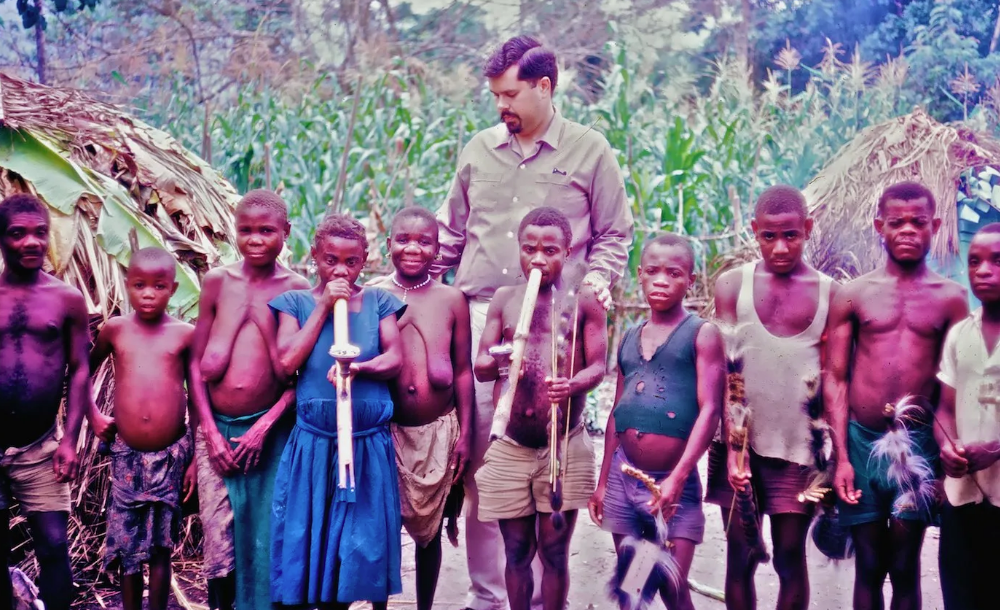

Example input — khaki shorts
[476,424,596,521]
[0,426,71,514]
[195,427,236,579]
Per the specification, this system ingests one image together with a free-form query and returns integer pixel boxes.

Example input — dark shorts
[705,441,814,516]
[601,448,705,544]
[837,420,939,527]
[104,431,193,575]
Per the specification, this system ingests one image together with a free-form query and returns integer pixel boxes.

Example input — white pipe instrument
[329,298,361,492]
[489,268,543,441]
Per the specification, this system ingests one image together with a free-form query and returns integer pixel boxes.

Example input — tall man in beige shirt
[433,35,633,610]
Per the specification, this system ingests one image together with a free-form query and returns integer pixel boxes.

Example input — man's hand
[53,439,80,483]
[545,376,573,403]
[183,459,198,503]
[726,446,751,492]
[964,442,1000,474]
[834,460,861,504]
[582,271,613,311]
[451,433,471,484]
[940,442,969,478]
[205,428,238,476]
[231,416,274,474]
[588,484,606,525]
[90,411,117,443]
[651,473,684,521]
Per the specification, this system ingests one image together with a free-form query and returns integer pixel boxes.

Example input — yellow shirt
[938,308,1000,507]
[432,108,633,300]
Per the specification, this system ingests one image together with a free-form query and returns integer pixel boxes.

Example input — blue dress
[268,287,406,604]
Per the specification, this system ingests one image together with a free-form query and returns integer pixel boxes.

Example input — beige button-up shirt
[432,109,633,300]
[938,308,1000,507]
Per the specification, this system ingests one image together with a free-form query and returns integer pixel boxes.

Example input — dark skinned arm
[451,290,475,482]
[652,321,725,518]
[350,313,404,380]
[546,288,608,402]
[589,368,624,526]
[187,272,238,475]
[54,290,92,482]
[474,290,508,383]
[713,269,750,490]
[824,282,860,504]
[86,320,117,442]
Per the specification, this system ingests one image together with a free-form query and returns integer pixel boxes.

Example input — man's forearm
[824,375,851,458]
[569,362,605,396]
[65,368,90,442]
[673,407,719,481]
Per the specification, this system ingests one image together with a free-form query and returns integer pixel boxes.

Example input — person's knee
[887,555,920,590]
[771,542,806,582]
[33,530,69,564]
[537,536,569,572]
[502,530,536,569]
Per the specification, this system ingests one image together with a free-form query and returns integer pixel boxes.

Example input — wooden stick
[330,298,360,491]
[561,298,579,476]
[490,268,543,440]
[549,293,559,484]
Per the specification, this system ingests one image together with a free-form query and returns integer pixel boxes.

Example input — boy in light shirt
[936,222,1000,610]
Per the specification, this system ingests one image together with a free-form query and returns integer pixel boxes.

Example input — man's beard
[502,111,522,134]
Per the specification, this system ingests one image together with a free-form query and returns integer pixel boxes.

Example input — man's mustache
[501,111,520,121]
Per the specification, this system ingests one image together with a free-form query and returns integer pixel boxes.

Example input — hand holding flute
[325,281,361,494]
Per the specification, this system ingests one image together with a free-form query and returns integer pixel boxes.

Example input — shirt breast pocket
[535,173,587,217]
[469,171,504,208]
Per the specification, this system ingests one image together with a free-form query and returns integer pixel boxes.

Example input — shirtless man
[707,185,837,610]
[826,182,969,610]
[374,206,474,610]
[190,190,310,610]
[474,207,607,610]
[0,193,89,610]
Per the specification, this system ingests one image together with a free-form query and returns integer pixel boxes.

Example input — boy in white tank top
[705,186,838,610]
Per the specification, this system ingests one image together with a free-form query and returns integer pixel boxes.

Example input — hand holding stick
[329,298,361,493]
[490,268,543,441]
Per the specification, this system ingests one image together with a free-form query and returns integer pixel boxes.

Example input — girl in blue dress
[268,213,405,609]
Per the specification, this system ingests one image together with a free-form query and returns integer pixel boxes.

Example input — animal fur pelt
[719,324,770,565]
[871,396,937,518]
[607,465,683,610]
[803,376,829,473]
[810,504,855,561]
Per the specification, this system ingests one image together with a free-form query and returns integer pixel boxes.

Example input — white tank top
[736,262,832,466]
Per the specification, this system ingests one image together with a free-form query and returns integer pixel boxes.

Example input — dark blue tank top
[613,314,705,439]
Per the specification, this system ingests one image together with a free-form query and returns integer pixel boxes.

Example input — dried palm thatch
[0,71,239,598]
[805,108,1000,278]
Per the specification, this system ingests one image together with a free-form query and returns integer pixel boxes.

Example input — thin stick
[561,298,579,476]
[550,292,559,484]
[330,75,363,212]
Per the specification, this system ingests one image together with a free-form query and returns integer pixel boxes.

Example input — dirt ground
[75,434,947,610]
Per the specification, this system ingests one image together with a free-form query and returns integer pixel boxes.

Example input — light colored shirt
[432,108,633,300]
[736,262,833,466]
[937,308,1000,507]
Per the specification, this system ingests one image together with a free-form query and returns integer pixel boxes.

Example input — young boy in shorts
[475,206,608,610]
[590,234,725,610]
[936,223,1000,610]
[190,190,310,610]
[706,186,836,609]
[89,247,196,610]
[374,206,474,610]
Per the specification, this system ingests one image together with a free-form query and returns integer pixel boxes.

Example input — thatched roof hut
[804,108,1000,279]
[0,71,240,318]
[0,72,240,595]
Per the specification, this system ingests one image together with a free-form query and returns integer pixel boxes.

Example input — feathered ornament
[870,396,937,519]
[718,324,770,565]
[607,464,682,610]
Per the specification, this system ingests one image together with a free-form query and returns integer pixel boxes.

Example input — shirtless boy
[191,190,309,610]
[474,207,607,610]
[706,185,836,610]
[826,181,968,610]
[374,206,474,610]
[90,247,196,610]
[0,193,88,610]
[590,234,725,610]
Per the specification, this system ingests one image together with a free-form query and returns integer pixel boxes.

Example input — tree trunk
[990,2,1000,54]
[34,0,46,84]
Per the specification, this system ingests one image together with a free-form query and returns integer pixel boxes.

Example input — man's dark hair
[129,246,177,279]
[754,185,808,219]
[518,206,572,247]
[642,233,696,273]
[391,206,438,238]
[877,182,936,216]
[315,213,368,255]
[484,35,558,92]
[236,189,289,224]
[0,193,49,234]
